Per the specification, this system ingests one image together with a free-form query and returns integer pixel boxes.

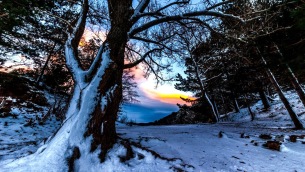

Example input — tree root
[67,146,81,172]
[118,137,195,171]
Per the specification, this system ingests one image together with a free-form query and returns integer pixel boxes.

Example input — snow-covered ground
[1,90,305,171]
[0,98,61,161]
[118,122,305,172]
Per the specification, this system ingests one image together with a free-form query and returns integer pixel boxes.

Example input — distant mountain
[152,104,213,125]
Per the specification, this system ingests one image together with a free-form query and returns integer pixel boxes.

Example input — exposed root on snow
[66,146,81,172]
[117,137,195,171]
[119,139,135,162]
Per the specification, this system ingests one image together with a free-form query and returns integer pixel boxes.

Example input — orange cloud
[142,86,195,105]
[158,93,195,105]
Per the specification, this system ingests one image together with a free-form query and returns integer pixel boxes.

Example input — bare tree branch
[156,0,190,12]
[144,59,173,82]
[70,0,89,49]
[131,36,173,51]
[64,0,89,84]
[249,26,292,41]
[131,12,164,23]
[131,0,228,23]
[205,0,231,11]
[124,48,161,69]
[147,53,171,69]
[131,0,150,22]
[129,10,243,37]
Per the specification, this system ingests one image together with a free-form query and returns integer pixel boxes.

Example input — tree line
[175,0,305,128]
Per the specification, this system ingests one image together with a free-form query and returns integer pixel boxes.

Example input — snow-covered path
[118,122,305,172]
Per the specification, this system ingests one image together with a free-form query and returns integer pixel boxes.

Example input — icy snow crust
[1,89,305,171]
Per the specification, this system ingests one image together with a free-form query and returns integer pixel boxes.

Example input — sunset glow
[126,62,194,105]
[138,73,194,105]
[79,29,106,46]
[141,87,195,105]
[80,28,192,106]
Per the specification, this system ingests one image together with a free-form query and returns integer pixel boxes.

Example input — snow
[118,123,305,172]
[131,0,149,20]
[74,143,192,172]
[0,100,60,161]
[1,90,305,171]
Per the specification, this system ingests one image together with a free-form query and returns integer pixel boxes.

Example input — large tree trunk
[258,50,304,129]
[191,57,218,122]
[244,95,255,121]
[258,88,271,109]
[203,92,219,122]
[81,0,134,162]
[265,68,304,129]
[1,1,134,171]
[231,93,240,113]
[233,98,240,113]
[273,43,305,107]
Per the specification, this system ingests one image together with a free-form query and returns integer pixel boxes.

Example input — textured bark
[83,0,134,161]
[84,64,123,161]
